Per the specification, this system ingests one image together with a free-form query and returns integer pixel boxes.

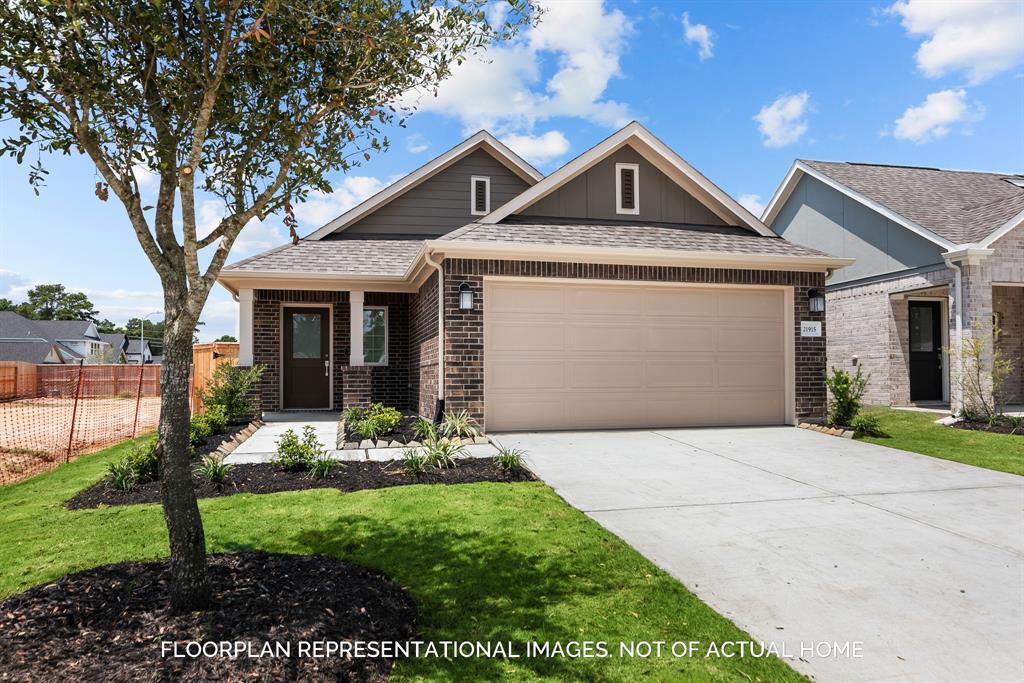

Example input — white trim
[615,163,640,215]
[303,131,541,240]
[469,175,491,216]
[943,246,994,266]
[978,209,1024,248]
[361,305,389,366]
[280,302,333,410]
[477,121,776,237]
[762,161,959,250]
[349,291,364,366]
[482,275,797,426]
[238,289,254,365]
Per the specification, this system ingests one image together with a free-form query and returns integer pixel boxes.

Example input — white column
[349,290,364,366]
[238,288,254,366]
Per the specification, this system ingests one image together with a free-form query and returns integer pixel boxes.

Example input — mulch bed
[340,412,423,446]
[0,552,416,682]
[195,424,249,457]
[952,419,1023,436]
[67,457,535,510]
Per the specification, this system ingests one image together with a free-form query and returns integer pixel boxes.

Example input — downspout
[423,249,446,422]
[945,256,964,413]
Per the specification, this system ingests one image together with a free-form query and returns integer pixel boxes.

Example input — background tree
[23,284,100,321]
[215,334,237,342]
[0,0,533,612]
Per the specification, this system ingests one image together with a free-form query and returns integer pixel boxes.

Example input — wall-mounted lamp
[808,288,826,313]
[459,282,474,310]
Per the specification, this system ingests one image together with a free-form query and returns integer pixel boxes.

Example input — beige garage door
[484,280,789,431]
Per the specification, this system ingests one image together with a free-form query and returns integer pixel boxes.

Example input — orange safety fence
[0,362,164,486]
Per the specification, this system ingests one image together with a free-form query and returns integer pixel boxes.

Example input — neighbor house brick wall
[826,267,952,406]
[442,259,827,430]
[408,271,440,419]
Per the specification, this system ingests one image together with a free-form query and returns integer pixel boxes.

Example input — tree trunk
[158,310,210,613]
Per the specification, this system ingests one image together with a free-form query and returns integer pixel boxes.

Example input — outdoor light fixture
[808,288,826,313]
[459,282,474,310]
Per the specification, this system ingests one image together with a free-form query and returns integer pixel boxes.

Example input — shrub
[824,367,869,427]
[1007,415,1024,435]
[352,403,402,440]
[203,404,229,434]
[125,440,160,483]
[107,458,137,492]
[494,445,526,472]
[272,425,325,472]
[851,413,885,437]
[422,436,464,470]
[949,322,1014,423]
[411,417,436,442]
[309,454,337,479]
[402,448,428,475]
[188,415,213,447]
[342,405,363,426]
[440,409,480,439]
[193,455,233,486]
[200,363,265,424]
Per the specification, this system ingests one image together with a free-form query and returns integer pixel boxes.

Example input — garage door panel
[485,281,788,431]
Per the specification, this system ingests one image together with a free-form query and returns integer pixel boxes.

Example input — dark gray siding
[334,148,531,238]
[518,145,727,225]
[774,174,944,284]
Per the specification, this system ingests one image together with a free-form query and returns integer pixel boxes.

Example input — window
[470,176,490,215]
[362,307,388,365]
[616,163,639,215]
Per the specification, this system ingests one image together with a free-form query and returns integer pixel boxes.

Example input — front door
[909,300,943,401]
[283,307,330,409]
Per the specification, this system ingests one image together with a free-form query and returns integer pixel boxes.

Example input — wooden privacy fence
[191,341,239,412]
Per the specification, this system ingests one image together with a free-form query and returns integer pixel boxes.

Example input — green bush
[193,454,233,486]
[495,445,526,472]
[440,409,480,439]
[402,448,428,475]
[125,440,160,483]
[824,367,869,428]
[189,404,230,446]
[851,413,885,437]
[309,454,338,479]
[203,404,229,433]
[351,403,402,440]
[411,417,436,442]
[107,458,137,492]
[272,425,325,472]
[199,363,265,424]
[422,437,464,470]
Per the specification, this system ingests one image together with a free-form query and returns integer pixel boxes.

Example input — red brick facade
[409,272,440,419]
[441,259,828,429]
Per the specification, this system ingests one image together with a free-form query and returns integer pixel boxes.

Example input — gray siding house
[764,161,1024,409]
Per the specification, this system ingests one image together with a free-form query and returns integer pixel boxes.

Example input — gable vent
[470,176,490,216]
[616,163,639,215]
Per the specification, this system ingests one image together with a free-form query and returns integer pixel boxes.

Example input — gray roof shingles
[801,160,1024,245]
[223,239,423,276]
[0,341,58,364]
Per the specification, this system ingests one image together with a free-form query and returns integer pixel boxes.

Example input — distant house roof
[764,160,1024,248]
[0,312,110,363]
[0,340,63,364]
[126,339,152,355]
[98,332,128,351]
[31,319,98,340]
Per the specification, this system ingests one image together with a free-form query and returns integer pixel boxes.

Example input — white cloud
[682,12,714,61]
[409,0,632,134]
[754,92,811,148]
[500,130,570,165]
[888,0,1024,84]
[233,218,287,256]
[892,88,983,142]
[292,176,387,227]
[0,269,30,300]
[131,163,159,188]
[738,194,766,217]
[405,134,430,154]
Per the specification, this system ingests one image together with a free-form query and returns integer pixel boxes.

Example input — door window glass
[292,313,322,358]
[910,305,934,352]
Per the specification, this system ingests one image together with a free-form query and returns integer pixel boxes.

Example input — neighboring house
[98,332,129,363]
[764,161,1024,409]
[218,123,851,431]
[125,338,156,364]
[0,311,119,364]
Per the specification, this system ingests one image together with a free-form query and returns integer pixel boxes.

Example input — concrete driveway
[495,427,1024,683]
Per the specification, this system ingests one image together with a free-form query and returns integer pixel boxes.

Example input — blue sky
[1,0,1021,341]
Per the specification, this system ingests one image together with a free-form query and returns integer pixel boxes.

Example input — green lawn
[857,407,1024,476]
[0,440,803,682]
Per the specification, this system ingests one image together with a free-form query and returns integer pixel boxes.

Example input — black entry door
[283,307,329,409]
[909,301,942,401]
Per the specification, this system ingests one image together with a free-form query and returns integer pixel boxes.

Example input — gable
[332,148,531,239]
[517,145,727,225]
[773,174,944,284]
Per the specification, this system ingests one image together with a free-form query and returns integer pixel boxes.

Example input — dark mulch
[341,412,423,446]
[0,552,416,682]
[953,419,1024,436]
[194,424,249,457]
[67,457,535,510]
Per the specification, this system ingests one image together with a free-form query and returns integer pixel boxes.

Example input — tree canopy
[0,283,101,321]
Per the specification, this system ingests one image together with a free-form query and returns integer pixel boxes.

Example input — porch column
[238,288,254,366]
[349,290,364,366]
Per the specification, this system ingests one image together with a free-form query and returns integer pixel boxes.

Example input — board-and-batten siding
[518,145,727,226]
[773,174,945,284]
[330,148,531,238]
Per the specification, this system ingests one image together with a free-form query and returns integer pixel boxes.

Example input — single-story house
[763,161,1023,409]
[218,123,851,431]
[0,312,122,364]
[125,338,157,365]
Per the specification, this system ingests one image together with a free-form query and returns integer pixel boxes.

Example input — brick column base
[341,366,373,409]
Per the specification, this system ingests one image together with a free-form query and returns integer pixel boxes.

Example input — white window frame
[362,306,388,366]
[615,163,640,215]
[470,175,491,216]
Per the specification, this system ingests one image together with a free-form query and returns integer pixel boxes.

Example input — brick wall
[408,272,440,419]
[994,285,1023,403]
[442,259,828,429]
[365,292,409,407]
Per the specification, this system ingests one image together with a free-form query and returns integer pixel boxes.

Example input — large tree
[24,283,100,320]
[0,0,533,612]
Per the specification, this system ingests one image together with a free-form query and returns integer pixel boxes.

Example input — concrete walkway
[226,411,497,463]
[496,426,1024,683]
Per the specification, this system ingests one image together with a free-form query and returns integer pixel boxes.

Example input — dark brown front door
[909,300,943,401]
[283,307,330,409]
